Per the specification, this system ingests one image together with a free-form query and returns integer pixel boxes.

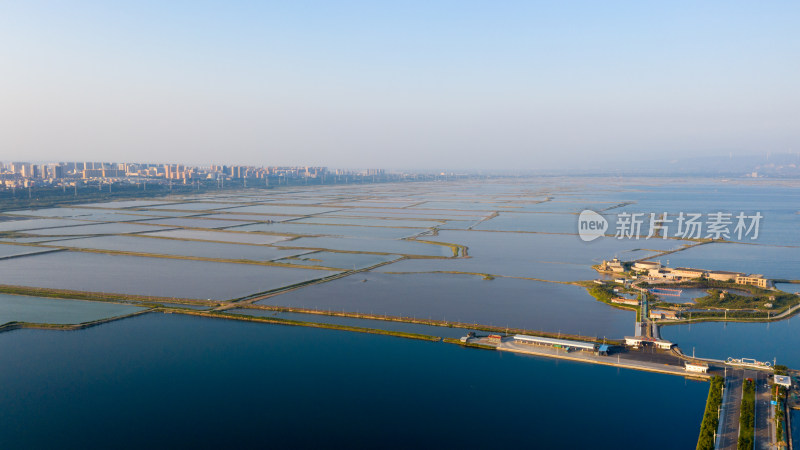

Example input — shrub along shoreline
[696,375,724,450]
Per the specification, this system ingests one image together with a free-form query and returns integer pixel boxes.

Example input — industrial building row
[600,258,771,288]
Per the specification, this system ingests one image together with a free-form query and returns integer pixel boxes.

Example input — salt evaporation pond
[0,293,146,325]
[0,251,339,300]
[259,272,635,338]
[51,235,308,261]
[378,230,684,281]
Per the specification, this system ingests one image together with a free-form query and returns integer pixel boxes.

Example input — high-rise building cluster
[0,161,390,189]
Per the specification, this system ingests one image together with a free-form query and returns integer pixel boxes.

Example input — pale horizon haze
[1,1,798,170]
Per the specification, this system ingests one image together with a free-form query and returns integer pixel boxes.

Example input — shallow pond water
[0,293,146,325]
[0,251,339,300]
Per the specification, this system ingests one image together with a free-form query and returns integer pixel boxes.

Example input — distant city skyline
[1,1,798,169]
[0,160,395,190]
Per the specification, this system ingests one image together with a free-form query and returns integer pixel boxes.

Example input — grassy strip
[405,238,465,257]
[383,270,578,285]
[738,378,755,450]
[442,337,496,350]
[177,309,442,342]
[0,309,152,333]
[0,284,218,307]
[775,385,788,445]
[659,306,800,326]
[32,245,341,270]
[240,305,625,346]
[585,284,640,318]
[231,258,404,303]
[646,279,799,311]
[381,270,495,280]
[696,375,724,450]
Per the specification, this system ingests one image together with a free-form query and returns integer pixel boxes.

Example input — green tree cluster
[696,376,724,450]
[775,385,787,444]
[737,379,755,450]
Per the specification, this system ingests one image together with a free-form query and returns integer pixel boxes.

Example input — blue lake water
[612,182,800,246]
[660,318,800,367]
[0,313,706,449]
[776,283,800,294]
[473,211,589,233]
[659,242,800,280]
[378,230,684,281]
[3,178,799,446]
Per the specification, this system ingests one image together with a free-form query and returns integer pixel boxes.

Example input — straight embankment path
[754,371,773,450]
[717,369,744,450]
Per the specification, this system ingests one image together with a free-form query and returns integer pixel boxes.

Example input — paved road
[718,369,744,450]
[754,371,772,449]
[496,341,695,377]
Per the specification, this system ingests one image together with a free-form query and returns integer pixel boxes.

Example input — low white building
[634,261,661,271]
[775,375,792,388]
[624,336,675,350]
[650,309,680,320]
[612,297,639,306]
[648,268,677,280]
[685,362,709,373]
[602,258,625,273]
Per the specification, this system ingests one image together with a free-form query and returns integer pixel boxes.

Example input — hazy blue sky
[1,1,798,169]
